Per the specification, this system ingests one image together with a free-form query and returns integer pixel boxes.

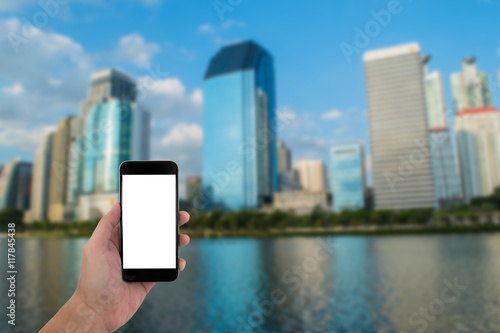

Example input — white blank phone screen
[122,174,176,269]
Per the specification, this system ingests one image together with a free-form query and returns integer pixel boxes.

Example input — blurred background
[1,0,500,332]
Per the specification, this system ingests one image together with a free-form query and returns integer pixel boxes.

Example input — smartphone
[119,160,179,282]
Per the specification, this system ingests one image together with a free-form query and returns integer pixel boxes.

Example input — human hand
[40,202,190,333]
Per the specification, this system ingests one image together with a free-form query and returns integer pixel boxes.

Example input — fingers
[179,258,186,271]
[179,211,190,227]
[179,234,190,247]
[110,223,120,253]
[92,202,121,242]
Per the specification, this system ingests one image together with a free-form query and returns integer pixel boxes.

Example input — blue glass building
[0,160,32,211]
[203,41,277,210]
[429,129,463,208]
[82,100,149,194]
[329,144,366,212]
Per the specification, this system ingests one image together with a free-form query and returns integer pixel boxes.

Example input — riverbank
[6,224,500,238]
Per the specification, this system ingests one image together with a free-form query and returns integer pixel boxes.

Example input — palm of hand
[73,203,189,332]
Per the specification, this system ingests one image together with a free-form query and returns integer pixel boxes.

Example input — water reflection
[1,234,500,332]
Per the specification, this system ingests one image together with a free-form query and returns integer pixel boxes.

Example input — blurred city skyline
[0,0,499,195]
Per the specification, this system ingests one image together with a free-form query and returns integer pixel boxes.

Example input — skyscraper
[429,129,463,208]
[451,57,491,113]
[293,160,327,193]
[27,132,54,222]
[423,56,447,129]
[277,140,301,192]
[277,140,291,173]
[0,159,32,211]
[48,115,79,222]
[186,176,202,211]
[329,144,366,212]
[423,56,463,209]
[202,41,277,210]
[364,42,435,209]
[79,99,149,220]
[80,69,137,132]
[455,107,500,202]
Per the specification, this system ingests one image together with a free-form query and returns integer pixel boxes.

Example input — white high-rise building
[363,42,435,209]
[455,107,500,202]
[26,132,54,222]
[451,57,491,113]
[293,160,327,193]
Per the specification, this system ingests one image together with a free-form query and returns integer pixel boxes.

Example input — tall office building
[48,116,79,222]
[80,69,137,132]
[186,176,202,211]
[293,160,327,193]
[203,41,277,210]
[329,144,366,212]
[277,140,301,191]
[75,69,149,220]
[277,140,291,173]
[70,69,140,208]
[455,107,500,202]
[451,57,491,113]
[364,43,435,209]
[423,56,447,129]
[423,56,463,209]
[26,132,54,222]
[0,159,32,211]
[429,129,463,208]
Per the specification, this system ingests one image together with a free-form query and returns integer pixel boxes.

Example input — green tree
[0,208,23,230]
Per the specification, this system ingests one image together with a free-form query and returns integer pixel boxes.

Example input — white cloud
[276,107,314,132]
[0,18,203,192]
[0,18,91,126]
[2,83,24,95]
[115,33,160,68]
[322,109,342,120]
[136,77,203,185]
[198,24,215,33]
[137,77,202,121]
[198,20,245,45]
[0,125,55,151]
[190,89,203,105]
[157,123,203,193]
[162,123,202,148]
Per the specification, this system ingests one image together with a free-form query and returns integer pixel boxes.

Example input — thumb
[92,202,120,241]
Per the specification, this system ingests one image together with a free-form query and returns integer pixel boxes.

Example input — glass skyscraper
[329,144,366,212]
[82,99,149,194]
[203,41,277,210]
[429,130,463,208]
[423,56,463,209]
[0,159,32,211]
[77,69,150,220]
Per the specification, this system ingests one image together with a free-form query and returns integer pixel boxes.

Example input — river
[1,234,500,332]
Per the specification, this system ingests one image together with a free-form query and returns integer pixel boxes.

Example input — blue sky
[0,0,499,192]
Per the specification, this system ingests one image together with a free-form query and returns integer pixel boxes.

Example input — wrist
[40,294,109,333]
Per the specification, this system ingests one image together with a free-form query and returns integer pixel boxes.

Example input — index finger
[179,211,190,226]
